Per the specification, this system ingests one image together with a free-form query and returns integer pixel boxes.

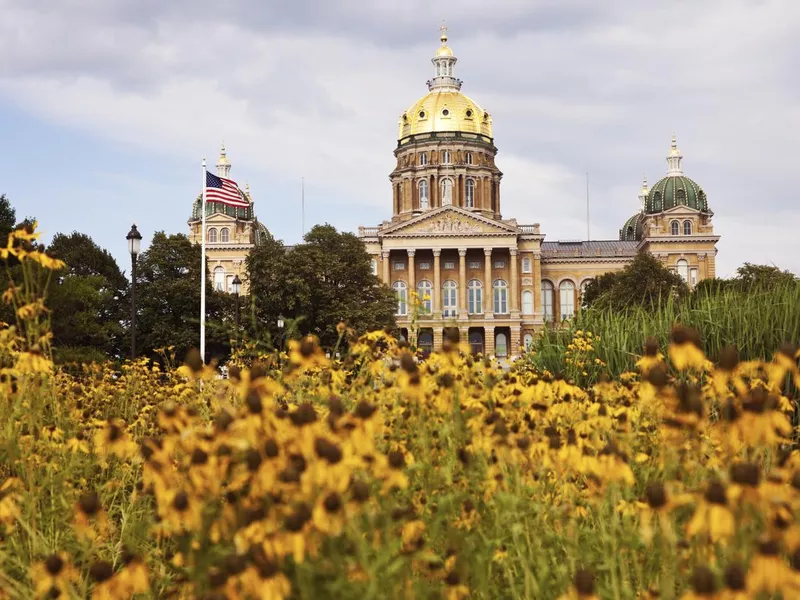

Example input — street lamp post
[126,224,143,360]
[232,275,242,335]
[277,315,285,351]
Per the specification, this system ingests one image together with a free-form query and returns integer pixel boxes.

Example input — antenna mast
[301,177,305,239]
[586,172,590,241]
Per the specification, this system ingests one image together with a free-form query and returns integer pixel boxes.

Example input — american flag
[205,171,249,207]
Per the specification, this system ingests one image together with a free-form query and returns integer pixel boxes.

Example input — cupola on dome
[398,26,493,141]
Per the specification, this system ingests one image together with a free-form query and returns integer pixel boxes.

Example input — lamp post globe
[232,274,242,332]
[126,224,143,360]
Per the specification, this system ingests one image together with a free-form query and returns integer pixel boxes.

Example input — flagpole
[200,158,207,363]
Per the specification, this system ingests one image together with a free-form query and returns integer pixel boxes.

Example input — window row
[385,255,533,272]
[674,259,698,286]
[540,280,592,322]
[392,279,527,316]
[212,267,239,293]
[670,220,693,236]
[418,178,477,208]
[207,227,231,243]
[417,151,475,166]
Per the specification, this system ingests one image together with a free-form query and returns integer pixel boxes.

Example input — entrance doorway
[418,329,433,356]
[469,329,485,355]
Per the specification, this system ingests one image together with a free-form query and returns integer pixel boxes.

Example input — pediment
[381,206,518,237]
[662,205,701,216]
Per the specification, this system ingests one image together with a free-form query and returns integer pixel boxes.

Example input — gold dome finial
[435,22,454,57]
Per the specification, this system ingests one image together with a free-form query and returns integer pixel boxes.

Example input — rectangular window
[443,261,455,270]
[419,152,428,166]
[521,257,532,273]
[419,262,431,270]
[468,287,482,314]
[493,260,506,269]
[393,262,405,271]
[690,268,698,286]
[468,261,481,269]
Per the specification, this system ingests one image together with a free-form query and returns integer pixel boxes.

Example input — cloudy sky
[1,0,798,277]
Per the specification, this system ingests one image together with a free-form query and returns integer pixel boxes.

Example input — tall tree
[136,232,232,363]
[0,194,16,249]
[46,232,128,362]
[582,251,689,312]
[247,224,396,348]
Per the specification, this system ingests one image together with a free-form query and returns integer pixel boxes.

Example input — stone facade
[358,29,720,356]
[187,145,268,295]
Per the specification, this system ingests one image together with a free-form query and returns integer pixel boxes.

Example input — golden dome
[435,45,454,57]
[398,91,492,139]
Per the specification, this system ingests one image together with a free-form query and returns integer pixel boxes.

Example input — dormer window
[676,189,686,205]
[465,109,473,118]
[419,110,426,119]
[442,108,449,116]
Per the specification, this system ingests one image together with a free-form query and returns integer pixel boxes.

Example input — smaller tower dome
[645,135,709,214]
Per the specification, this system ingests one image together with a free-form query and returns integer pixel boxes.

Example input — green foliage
[582,251,688,311]
[247,224,396,348]
[136,231,232,362]
[0,194,16,249]
[46,232,128,360]
[535,279,800,377]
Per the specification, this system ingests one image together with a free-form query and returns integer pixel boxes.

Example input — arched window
[467,279,483,314]
[466,152,474,165]
[653,191,662,211]
[393,281,408,315]
[440,178,454,205]
[523,333,534,351]
[541,281,554,322]
[493,279,508,314]
[559,280,575,321]
[521,257,532,273]
[670,220,680,236]
[419,152,428,166]
[220,227,230,243]
[214,266,225,291]
[676,259,689,282]
[208,228,218,243]
[495,333,508,358]
[419,180,429,209]
[417,280,433,313]
[441,150,451,165]
[580,279,593,298]
[521,290,533,314]
[442,280,458,317]
[683,220,692,235]
[465,179,475,208]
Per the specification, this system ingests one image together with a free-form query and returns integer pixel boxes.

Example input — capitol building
[190,28,720,357]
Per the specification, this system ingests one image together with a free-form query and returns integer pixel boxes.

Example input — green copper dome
[645,175,708,214]
[619,211,645,242]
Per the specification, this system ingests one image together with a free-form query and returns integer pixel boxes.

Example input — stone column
[510,248,519,313]
[510,325,521,356]
[433,249,442,317]
[433,327,443,352]
[484,327,495,357]
[382,250,390,284]
[407,249,416,292]
[458,248,467,319]
[484,248,493,317]
[532,251,543,322]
